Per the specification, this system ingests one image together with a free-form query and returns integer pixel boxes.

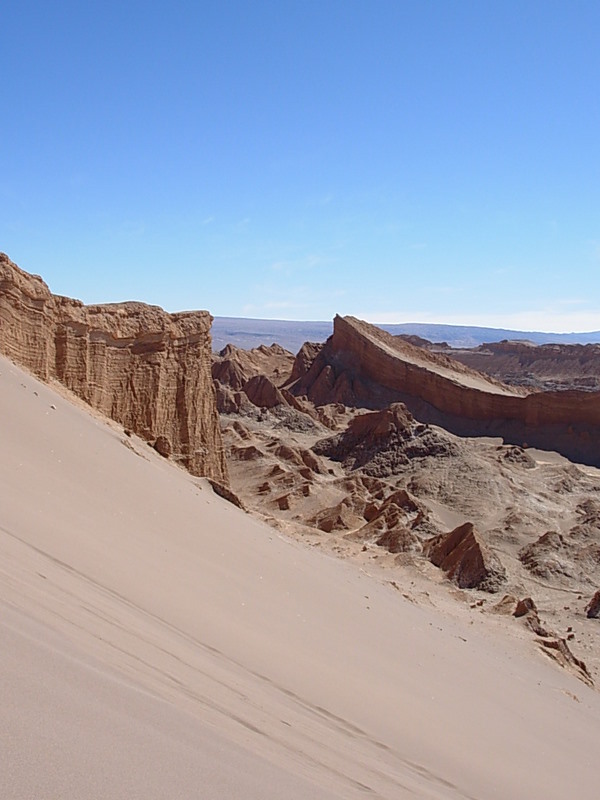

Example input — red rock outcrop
[423,522,506,591]
[292,315,600,466]
[586,590,600,619]
[447,339,600,391]
[244,375,287,408]
[212,342,294,389]
[0,253,227,481]
[212,342,298,413]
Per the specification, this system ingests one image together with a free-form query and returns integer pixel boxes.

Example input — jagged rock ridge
[435,339,600,391]
[0,253,227,481]
[289,315,600,467]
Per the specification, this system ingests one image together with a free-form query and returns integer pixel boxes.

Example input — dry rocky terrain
[4,254,600,798]
[414,336,600,392]
[213,323,600,688]
[2,253,599,688]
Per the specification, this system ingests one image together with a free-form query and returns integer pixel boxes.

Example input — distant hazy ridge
[212,316,600,353]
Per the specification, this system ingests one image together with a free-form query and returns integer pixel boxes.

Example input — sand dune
[2,352,600,799]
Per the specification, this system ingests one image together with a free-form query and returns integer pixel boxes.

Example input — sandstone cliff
[290,315,600,467]
[0,253,227,481]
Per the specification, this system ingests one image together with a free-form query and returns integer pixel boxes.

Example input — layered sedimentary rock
[447,340,600,391]
[291,315,600,466]
[0,253,227,481]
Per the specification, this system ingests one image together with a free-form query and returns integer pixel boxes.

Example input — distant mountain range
[211,316,600,353]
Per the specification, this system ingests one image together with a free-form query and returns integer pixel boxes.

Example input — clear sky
[2,1,599,331]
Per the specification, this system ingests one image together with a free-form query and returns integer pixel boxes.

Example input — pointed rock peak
[423,522,506,592]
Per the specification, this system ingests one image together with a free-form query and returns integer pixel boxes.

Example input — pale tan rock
[537,637,594,687]
[490,594,518,615]
[0,253,227,481]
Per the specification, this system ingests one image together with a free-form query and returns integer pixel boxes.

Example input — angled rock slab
[423,522,506,592]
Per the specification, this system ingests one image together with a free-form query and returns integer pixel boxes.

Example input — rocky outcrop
[423,522,506,591]
[447,339,600,391]
[519,532,577,580]
[212,342,294,389]
[244,375,287,409]
[212,342,297,413]
[313,403,459,476]
[287,341,323,384]
[0,253,227,481]
[292,315,600,467]
[586,590,600,619]
[537,637,593,687]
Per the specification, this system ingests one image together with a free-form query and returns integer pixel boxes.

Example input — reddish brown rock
[206,478,246,510]
[243,375,287,408]
[423,522,506,592]
[355,488,428,548]
[231,444,264,461]
[287,341,323,384]
[211,356,247,390]
[214,381,247,414]
[273,444,306,467]
[213,342,294,389]
[299,448,323,474]
[153,436,172,458]
[511,597,551,637]
[292,315,600,467]
[514,597,538,618]
[310,501,361,533]
[585,590,600,619]
[0,254,227,481]
[449,339,600,392]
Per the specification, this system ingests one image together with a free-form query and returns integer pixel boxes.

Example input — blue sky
[2,1,599,331]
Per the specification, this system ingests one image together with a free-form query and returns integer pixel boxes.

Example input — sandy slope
[2,353,600,799]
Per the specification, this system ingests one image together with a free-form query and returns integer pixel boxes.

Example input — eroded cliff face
[0,253,227,481]
[290,315,600,467]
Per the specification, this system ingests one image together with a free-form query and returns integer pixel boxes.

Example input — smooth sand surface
[2,353,600,799]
